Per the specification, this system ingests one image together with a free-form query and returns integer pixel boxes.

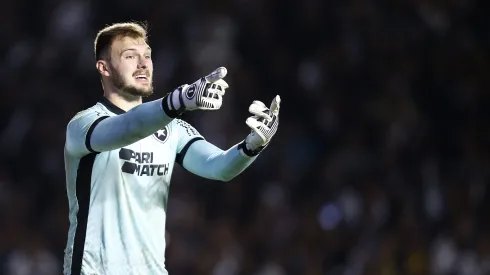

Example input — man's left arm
[176,95,281,182]
[177,140,256,182]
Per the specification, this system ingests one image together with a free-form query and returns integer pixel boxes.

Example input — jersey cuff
[85,116,109,153]
[176,137,205,166]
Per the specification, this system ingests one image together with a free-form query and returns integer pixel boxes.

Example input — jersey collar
[99,97,126,115]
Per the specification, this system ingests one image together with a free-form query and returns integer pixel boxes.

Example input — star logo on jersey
[153,126,169,144]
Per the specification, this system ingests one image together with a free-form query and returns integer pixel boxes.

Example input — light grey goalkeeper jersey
[63,98,204,275]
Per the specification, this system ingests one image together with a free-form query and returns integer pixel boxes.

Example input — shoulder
[172,118,200,135]
[173,118,191,127]
[69,104,110,123]
[66,104,110,133]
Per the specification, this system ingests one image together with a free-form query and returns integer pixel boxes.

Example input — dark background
[1,0,490,274]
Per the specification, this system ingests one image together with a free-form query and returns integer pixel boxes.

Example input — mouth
[134,74,149,83]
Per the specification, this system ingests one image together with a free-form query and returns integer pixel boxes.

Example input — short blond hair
[94,21,148,60]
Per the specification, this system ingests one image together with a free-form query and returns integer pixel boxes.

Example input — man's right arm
[65,66,230,156]
[66,97,178,156]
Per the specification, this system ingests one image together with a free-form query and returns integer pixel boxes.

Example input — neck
[103,87,142,112]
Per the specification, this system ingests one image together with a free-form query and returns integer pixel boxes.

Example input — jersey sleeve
[179,139,258,181]
[174,119,205,165]
[67,98,178,156]
[65,108,109,156]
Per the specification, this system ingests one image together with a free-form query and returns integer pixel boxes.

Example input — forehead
[111,36,149,53]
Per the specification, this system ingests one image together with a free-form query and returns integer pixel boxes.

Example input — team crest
[153,126,169,144]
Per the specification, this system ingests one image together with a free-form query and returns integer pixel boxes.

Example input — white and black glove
[163,67,229,116]
[239,95,281,156]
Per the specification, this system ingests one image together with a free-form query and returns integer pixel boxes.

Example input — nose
[138,57,149,69]
[137,62,147,69]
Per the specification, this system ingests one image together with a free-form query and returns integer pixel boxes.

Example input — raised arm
[65,67,229,156]
[178,139,258,182]
[66,98,178,155]
[176,96,281,182]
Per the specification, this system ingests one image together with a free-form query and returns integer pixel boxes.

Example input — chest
[112,125,177,178]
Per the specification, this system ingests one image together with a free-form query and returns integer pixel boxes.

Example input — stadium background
[1,0,490,274]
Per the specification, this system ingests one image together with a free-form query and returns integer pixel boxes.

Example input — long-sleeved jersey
[63,97,257,275]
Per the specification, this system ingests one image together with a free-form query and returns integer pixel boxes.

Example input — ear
[96,60,111,77]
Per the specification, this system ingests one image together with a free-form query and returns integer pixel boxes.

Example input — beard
[110,65,153,98]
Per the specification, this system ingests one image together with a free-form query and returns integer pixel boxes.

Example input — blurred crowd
[1,0,490,274]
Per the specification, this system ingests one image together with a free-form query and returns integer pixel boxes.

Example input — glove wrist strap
[238,141,264,157]
[162,93,180,118]
[175,89,187,114]
[163,87,188,117]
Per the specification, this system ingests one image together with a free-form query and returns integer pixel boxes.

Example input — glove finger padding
[172,67,230,111]
[244,95,280,151]
[249,100,272,120]
[259,95,281,140]
[198,93,223,110]
[270,95,281,115]
[196,69,229,110]
[206,79,228,97]
[196,79,228,110]
[246,116,268,144]
[205,67,227,82]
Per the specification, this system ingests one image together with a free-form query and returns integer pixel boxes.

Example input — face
[105,36,154,97]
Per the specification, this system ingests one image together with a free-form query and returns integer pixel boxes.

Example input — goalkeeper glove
[164,67,229,115]
[239,95,281,156]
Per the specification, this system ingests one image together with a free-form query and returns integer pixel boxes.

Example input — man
[63,22,280,275]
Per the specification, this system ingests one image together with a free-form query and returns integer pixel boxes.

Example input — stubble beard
[111,67,154,99]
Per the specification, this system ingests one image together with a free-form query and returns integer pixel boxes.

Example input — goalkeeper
[63,22,280,275]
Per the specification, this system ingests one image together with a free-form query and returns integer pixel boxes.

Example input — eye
[125,55,135,59]
[145,55,151,59]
